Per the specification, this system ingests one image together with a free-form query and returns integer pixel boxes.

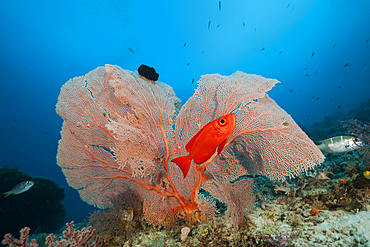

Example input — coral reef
[2,226,38,247]
[2,221,108,247]
[55,65,323,228]
[0,167,66,238]
[95,147,370,246]
[89,189,144,244]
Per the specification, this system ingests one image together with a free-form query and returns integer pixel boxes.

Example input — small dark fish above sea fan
[311,52,315,57]
[138,64,159,81]
[344,63,349,67]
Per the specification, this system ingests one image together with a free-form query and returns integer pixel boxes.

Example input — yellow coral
[202,228,209,237]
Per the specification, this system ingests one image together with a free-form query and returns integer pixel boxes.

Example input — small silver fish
[317,136,362,153]
[3,181,34,198]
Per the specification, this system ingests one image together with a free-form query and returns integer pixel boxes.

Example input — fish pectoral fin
[217,139,227,155]
[194,150,216,165]
[171,156,192,178]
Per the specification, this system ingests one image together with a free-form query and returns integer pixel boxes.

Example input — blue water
[0,0,369,223]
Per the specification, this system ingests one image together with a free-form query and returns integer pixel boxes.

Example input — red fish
[172,113,236,178]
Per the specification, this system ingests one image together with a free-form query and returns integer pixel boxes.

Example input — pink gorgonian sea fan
[56,65,324,227]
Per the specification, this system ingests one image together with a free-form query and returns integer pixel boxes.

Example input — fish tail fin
[171,156,191,178]
[3,192,11,198]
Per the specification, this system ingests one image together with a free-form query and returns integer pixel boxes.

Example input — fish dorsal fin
[193,149,216,164]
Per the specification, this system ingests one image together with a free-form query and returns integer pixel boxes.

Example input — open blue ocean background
[0,0,369,223]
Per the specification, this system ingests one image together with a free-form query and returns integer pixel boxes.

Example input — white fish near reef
[3,181,34,198]
[317,136,362,153]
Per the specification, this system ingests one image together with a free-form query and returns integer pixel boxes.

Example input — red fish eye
[219,118,226,126]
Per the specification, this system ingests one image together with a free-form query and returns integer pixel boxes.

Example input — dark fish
[129,47,135,53]
[338,86,342,89]
[216,24,220,28]
[186,63,190,66]
[333,44,337,48]
[315,71,318,75]
[366,39,369,43]
[344,63,349,67]
[192,78,195,84]
[312,96,315,99]
[305,74,309,76]
[338,105,341,109]
[316,98,319,100]
[261,47,265,51]
[243,22,245,27]
[279,51,282,55]
[330,99,333,101]
[184,43,186,47]
[311,52,315,57]
[208,20,211,29]
[138,64,159,81]
[219,1,221,11]
[303,68,307,70]
[289,89,293,92]
[286,3,290,9]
